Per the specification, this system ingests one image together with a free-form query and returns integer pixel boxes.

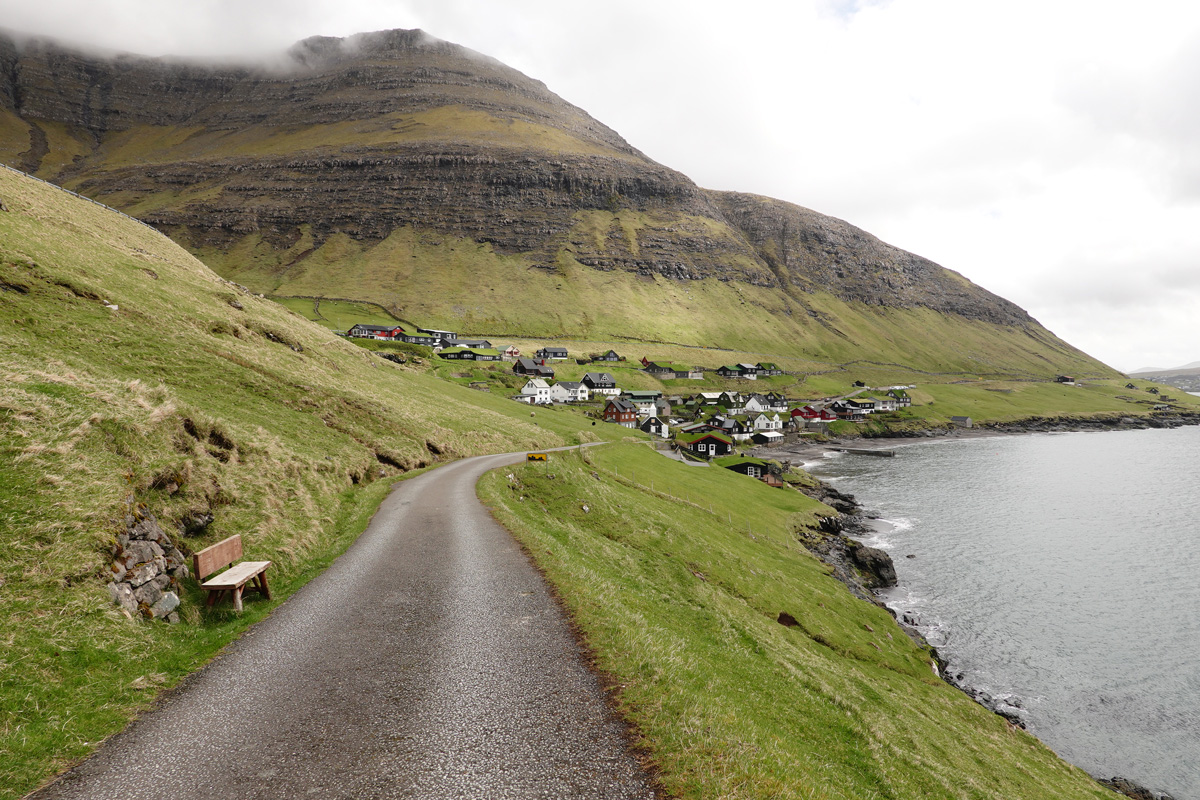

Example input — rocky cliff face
[0,28,1037,331]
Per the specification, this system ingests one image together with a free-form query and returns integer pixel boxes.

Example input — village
[345,321,921,488]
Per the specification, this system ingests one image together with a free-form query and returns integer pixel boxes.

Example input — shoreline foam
[761,424,1189,800]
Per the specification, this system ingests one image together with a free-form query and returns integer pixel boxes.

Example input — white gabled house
[744,394,771,414]
[752,412,784,431]
[520,378,553,405]
[872,396,899,412]
[556,381,589,403]
[545,383,571,404]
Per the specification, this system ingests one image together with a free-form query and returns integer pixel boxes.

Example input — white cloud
[2,0,1198,371]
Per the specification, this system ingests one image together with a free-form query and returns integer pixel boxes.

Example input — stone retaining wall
[107,511,190,623]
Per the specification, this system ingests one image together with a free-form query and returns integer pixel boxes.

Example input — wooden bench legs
[203,570,270,613]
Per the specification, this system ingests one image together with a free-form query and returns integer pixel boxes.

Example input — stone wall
[107,512,190,623]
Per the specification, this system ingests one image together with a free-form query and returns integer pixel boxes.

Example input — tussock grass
[479,444,1116,799]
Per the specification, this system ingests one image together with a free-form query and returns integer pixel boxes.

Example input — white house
[752,413,784,431]
[545,383,571,404]
[520,378,553,405]
[873,396,899,412]
[630,398,659,417]
[556,381,589,403]
[744,395,771,414]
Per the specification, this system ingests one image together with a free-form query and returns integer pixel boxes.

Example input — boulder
[850,544,897,588]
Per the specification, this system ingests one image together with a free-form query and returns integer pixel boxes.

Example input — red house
[791,405,819,420]
[792,405,836,422]
[603,398,638,427]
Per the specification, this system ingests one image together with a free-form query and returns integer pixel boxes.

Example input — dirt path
[32,450,655,800]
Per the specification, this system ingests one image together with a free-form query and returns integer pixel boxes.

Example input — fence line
[0,162,163,235]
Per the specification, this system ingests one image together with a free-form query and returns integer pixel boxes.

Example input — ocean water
[805,426,1200,798]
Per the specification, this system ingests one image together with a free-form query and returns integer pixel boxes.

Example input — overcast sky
[3,0,1198,372]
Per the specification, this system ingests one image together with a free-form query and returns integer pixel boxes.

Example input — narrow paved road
[33,450,656,799]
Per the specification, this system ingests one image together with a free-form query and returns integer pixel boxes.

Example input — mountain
[0,28,1115,378]
[1131,361,1200,375]
[1129,362,1200,393]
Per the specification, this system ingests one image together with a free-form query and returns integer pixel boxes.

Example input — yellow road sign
[527,453,548,462]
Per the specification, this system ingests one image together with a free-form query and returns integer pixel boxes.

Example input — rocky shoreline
[771,418,1194,800]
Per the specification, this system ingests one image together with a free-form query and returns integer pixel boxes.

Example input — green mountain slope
[0,29,1116,379]
[0,165,612,796]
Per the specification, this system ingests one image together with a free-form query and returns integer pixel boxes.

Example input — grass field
[478,444,1117,799]
[271,295,409,332]
[0,167,631,798]
[0,162,1171,799]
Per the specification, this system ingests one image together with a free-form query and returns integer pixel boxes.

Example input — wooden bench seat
[193,535,271,613]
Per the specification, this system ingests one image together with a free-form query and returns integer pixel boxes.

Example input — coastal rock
[849,543,897,588]
[1098,776,1174,800]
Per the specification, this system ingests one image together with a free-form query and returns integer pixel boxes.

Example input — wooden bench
[193,534,271,613]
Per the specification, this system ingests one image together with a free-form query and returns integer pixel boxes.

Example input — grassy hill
[0,165,624,797]
[478,444,1117,799]
[0,161,1171,800]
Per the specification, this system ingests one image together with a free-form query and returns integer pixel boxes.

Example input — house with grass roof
[677,430,735,458]
[756,362,782,376]
[714,455,772,479]
[641,358,703,379]
[715,365,744,379]
[887,389,912,407]
[596,349,622,361]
